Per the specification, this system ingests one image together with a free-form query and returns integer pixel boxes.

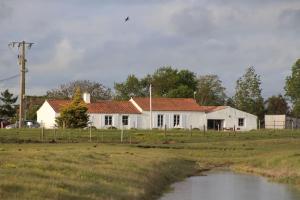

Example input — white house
[130,97,207,129]
[37,93,257,131]
[37,94,141,129]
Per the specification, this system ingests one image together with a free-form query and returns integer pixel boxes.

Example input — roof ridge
[132,97,196,101]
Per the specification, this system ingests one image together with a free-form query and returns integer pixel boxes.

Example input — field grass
[0,129,300,199]
[1,128,299,144]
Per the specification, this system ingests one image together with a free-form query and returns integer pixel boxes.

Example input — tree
[25,96,46,120]
[225,97,235,108]
[291,100,300,118]
[177,70,197,91]
[234,66,264,119]
[114,67,197,99]
[285,59,300,117]
[56,88,89,128]
[114,75,147,100]
[150,67,197,98]
[151,67,179,97]
[167,85,194,98]
[167,69,197,98]
[0,89,18,118]
[265,95,289,115]
[196,75,227,106]
[47,80,112,101]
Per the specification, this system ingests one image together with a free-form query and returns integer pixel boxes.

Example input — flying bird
[125,16,129,22]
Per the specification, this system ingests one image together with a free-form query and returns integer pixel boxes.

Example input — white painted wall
[89,113,140,129]
[265,115,285,129]
[206,107,257,131]
[265,115,300,129]
[37,101,57,128]
[140,111,206,129]
[37,101,257,131]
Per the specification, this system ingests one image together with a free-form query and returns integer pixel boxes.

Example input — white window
[157,114,163,127]
[105,115,112,126]
[122,115,129,125]
[238,118,244,126]
[173,115,180,127]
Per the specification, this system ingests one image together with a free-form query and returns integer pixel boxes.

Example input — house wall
[265,115,286,129]
[37,101,57,128]
[89,113,140,129]
[265,115,300,129]
[140,111,206,129]
[37,100,257,131]
[206,107,257,131]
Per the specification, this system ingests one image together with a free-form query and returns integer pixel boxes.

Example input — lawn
[0,129,300,199]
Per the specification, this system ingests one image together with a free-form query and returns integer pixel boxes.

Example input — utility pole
[149,84,152,130]
[8,41,34,128]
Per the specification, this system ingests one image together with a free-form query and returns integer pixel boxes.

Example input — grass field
[0,129,300,199]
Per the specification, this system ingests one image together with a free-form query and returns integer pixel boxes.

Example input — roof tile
[47,99,140,114]
[132,97,206,111]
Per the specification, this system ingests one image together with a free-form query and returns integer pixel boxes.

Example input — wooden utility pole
[149,84,152,130]
[8,41,34,128]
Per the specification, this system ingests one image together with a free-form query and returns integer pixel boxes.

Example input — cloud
[0,0,300,98]
[32,39,85,72]
[0,1,12,22]
[279,8,300,31]
[171,7,216,38]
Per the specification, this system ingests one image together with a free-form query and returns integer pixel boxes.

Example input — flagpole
[150,84,152,130]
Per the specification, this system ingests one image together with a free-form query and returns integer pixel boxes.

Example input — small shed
[206,106,257,131]
[264,115,300,129]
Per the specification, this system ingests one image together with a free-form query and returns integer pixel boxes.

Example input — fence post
[59,129,64,140]
[121,125,124,143]
[68,131,70,143]
[231,125,235,136]
[41,127,44,142]
[190,125,192,137]
[96,130,99,143]
[274,120,275,130]
[258,120,261,130]
[217,124,220,132]
[203,125,206,136]
[164,124,167,138]
[43,127,45,142]
[53,128,56,141]
[291,120,294,138]
[89,126,92,143]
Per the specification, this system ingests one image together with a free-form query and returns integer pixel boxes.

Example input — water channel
[160,171,300,200]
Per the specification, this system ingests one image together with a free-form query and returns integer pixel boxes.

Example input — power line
[0,69,29,83]
[0,74,20,82]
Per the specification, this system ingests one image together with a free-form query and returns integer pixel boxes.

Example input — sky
[0,0,299,98]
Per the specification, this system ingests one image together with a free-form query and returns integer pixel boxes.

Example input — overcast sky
[0,0,299,98]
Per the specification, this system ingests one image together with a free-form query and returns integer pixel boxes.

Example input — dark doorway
[207,119,223,130]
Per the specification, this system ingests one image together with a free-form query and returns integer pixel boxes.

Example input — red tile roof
[47,98,227,114]
[47,99,70,113]
[199,106,227,112]
[88,101,140,114]
[47,99,141,114]
[132,97,208,112]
